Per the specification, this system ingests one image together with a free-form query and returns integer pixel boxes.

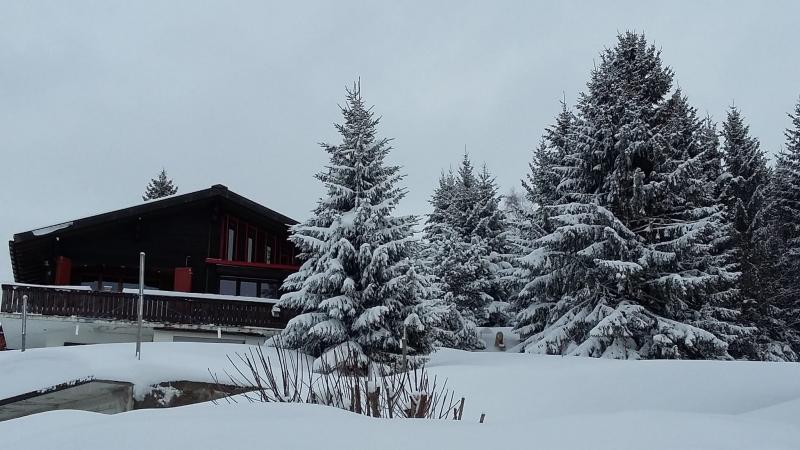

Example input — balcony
[0,284,290,330]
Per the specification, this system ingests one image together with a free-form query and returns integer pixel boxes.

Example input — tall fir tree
[758,98,800,360]
[422,168,491,346]
[513,33,730,359]
[689,117,752,353]
[475,165,515,324]
[142,169,178,200]
[277,84,431,372]
[718,106,771,338]
[522,100,574,209]
[502,187,540,258]
[419,223,488,349]
[513,101,573,339]
[654,91,750,353]
[423,155,509,330]
[419,171,486,349]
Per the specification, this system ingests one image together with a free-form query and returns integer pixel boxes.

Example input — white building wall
[0,315,154,349]
[152,329,269,345]
[0,314,277,349]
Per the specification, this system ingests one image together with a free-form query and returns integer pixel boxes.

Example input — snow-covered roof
[12,184,297,243]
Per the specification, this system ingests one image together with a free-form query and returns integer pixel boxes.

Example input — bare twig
[216,345,465,420]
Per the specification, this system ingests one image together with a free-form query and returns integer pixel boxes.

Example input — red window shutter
[173,267,192,292]
[54,256,72,285]
[0,323,7,351]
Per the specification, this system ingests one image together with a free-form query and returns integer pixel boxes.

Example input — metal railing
[0,284,289,330]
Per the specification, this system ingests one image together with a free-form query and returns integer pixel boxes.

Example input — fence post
[136,252,145,360]
[21,294,28,352]
[401,324,408,372]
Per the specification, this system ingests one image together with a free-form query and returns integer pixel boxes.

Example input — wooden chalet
[1,184,300,348]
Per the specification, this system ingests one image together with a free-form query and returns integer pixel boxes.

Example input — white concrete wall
[0,315,154,349]
[153,329,268,345]
[0,314,278,349]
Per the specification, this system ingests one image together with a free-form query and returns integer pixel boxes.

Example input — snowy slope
[1,344,799,449]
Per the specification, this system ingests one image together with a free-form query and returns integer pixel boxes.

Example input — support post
[401,324,408,372]
[21,294,28,352]
[136,252,145,360]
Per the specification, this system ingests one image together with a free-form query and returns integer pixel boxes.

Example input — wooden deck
[0,284,289,330]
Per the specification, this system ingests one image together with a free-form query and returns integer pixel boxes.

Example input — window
[240,281,257,297]
[259,282,279,299]
[219,279,237,296]
[219,214,294,265]
[226,227,236,260]
[218,277,279,299]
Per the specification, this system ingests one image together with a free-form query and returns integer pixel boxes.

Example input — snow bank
[1,344,799,449]
[0,342,245,399]
[2,400,798,450]
[426,350,800,425]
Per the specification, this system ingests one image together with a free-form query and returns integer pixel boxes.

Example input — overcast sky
[1,1,799,281]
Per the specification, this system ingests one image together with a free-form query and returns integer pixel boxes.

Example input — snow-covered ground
[2,343,800,449]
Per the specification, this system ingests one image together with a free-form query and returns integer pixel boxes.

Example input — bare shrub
[211,343,465,420]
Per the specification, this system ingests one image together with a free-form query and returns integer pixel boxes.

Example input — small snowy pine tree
[142,169,178,200]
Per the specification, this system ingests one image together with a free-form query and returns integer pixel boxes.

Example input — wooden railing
[0,284,289,330]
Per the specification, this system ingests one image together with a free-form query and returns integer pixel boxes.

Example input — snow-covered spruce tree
[447,155,509,255]
[653,91,752,355]
[415,232,484,350]
[424,156,509,328]
[757,98,800,360]
[421,171,489,348]
[523,100,574,210]
[450,154,481,235]
[475,165,515,325]
[514,33,730,359]
[718,107,771,334]
[688,116,755,354]
[142,169,178,200]
[500,187,539,325]
[502,187,540,259]
[512,102,573,339]
[277,84,431,372]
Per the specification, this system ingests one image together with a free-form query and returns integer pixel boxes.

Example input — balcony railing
[0,284,289,330]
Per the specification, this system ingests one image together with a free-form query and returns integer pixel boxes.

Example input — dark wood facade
[8,184,300,300]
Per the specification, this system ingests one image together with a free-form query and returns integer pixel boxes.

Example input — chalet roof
[12,184,298,244]
[8,185,298,283]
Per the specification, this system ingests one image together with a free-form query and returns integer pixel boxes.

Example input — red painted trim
[205,258,299,271]
[54,256,72,285]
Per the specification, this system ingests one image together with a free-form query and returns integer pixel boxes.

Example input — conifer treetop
[142,169,178,201]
